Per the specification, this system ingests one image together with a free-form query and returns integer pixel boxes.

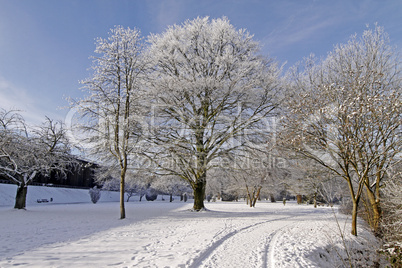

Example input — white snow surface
[0,184,380,267]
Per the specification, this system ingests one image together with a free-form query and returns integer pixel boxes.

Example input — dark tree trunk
[14,181,27,209]
[170,193,173,202]
[351,200,358,236]
[120,170,126,219]
[193,128,207,211]
[193,179,206,211]
[251,187,262,207]
[313,192,317,208]
[245,186,252,207]
[248,194,253,207]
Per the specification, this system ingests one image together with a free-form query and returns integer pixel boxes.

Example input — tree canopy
[143,17,281,210]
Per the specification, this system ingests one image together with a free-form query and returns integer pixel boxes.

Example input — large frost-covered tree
[282,25,401,235]
[0,109,74,209]
[144,17,280,211]
[75,26,147,219]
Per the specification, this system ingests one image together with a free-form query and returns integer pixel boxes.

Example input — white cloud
[263,5,341,49]
[145,0,186,33]
[0,76,61,126]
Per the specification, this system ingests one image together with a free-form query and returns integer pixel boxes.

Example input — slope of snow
[0,184,122,207]
[0,184,382,267]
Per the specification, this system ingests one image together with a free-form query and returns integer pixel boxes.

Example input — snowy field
[0,184,381,267]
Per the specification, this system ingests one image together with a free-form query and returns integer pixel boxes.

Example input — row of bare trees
[281,25,401,236]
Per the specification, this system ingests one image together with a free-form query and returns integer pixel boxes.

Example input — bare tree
[0,110,74,209]
[97,160,156,202]
[229,145,285,207]
[318,175,344,207]
[205,168,227,201]
[74,26,147,219]
[144,17,280,211]
[287,158,341,207]
[281,25,401,235]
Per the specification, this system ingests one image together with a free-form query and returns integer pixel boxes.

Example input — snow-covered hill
[0,183,122,207]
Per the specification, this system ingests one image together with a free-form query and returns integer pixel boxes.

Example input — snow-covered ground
[0,184,382,267]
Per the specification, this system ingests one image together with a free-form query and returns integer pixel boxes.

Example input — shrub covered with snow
[89,186,101,204]
[378,172,402,267]
[145,189,158,201]
[379,242,402,267]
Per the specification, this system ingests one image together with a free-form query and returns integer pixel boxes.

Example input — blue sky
[1,0,401,125]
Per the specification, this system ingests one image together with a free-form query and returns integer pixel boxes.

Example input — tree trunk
[365,187,381,234]
[296,194,302,204]
[170,193,173,202]
[246,190,253,207]
[252,187,262,207]
[313,192,317,208]
[126,190,134,202]
[351,200,358,236]
[345,175,362,236]
[193,179,206,211]
[14,181,27,209]
[245,185,253,207]
[120,171,126,219]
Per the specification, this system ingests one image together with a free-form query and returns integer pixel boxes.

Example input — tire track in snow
[188,215,293,268]
[267,214,333,268]
[261,231,277,268]
[265,225,290,268]
[257,219,300,268]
